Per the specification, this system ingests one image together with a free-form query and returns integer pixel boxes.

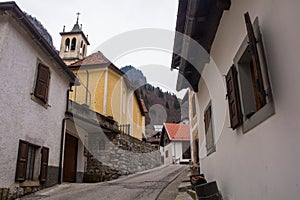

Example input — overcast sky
[3,0,188,98]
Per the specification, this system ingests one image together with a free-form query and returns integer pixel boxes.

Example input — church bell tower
[59,13,89,65]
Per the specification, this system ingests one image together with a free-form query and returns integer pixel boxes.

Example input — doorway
[63,133,78,182]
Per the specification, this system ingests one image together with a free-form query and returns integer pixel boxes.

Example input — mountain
[120,65,147,88]
[140,84,181,125]
[120,66,181,135]
[24,13,54,48]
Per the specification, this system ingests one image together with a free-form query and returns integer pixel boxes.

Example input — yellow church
[59,16,146,140]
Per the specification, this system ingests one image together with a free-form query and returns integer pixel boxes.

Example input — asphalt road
[22,165,187,200]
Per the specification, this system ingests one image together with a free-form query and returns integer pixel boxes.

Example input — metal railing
[119,124,130,135]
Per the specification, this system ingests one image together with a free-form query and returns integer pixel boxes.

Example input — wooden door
[63,133,78,182]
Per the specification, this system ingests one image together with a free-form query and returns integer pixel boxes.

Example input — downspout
[58,83,73,184]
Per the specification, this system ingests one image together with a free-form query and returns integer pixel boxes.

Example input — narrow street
[22,165,187,200]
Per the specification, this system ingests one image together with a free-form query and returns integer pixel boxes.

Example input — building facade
[66,51,146,140]
[0,2,76,198]
[160,123,191,164]
[172,0,300,199]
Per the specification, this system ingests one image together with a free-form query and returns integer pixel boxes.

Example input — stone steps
[178,181,192,192]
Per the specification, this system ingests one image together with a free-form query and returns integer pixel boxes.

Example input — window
[182,141,191,159]
[15,140,49,182]
[65,38,70,52]
[26,144,36,180]
[71,38,76,51]
[204,104,215,156]
[227,12,275,133]
[192,95,197,117]
[34,64,50,104]
[194,138,199,164]
[80,41,83,55]
[82,45,86,57]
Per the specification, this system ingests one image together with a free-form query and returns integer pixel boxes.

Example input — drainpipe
[58,84,73,184]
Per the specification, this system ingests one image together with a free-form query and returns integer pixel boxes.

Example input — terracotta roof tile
[71,51,111,66]
[164,123,190,141]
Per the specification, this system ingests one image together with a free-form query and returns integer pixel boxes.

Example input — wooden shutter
[40,147,49,182]
[244,12,266,108]
[226,65,243,129]
[16,140,29,181]
[34,64,50,103]
[204,105,214,154]
[204,106,211,134]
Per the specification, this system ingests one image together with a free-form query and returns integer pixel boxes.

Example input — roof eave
[172,0,231,92]
[0,2,76,84]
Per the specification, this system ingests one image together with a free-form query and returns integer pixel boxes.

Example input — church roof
[70,51,111,66]
[71,23,81,32]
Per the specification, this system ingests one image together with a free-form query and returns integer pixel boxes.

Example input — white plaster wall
[195,0,300,199]
[162,143,173,165]
[0,18,69,188]
[172,142,182,163]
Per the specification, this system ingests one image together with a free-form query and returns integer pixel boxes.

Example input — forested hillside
[120,66,181,126]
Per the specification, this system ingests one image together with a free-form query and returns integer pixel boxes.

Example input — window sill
[19,181,40,187]
[206,146,216,157]
[242,101,275,133]
[30,94,50,109]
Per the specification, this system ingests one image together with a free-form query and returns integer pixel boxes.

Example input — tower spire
[76,12,80,24]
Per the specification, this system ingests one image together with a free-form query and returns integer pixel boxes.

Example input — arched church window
[71,37,76,51]
[82,45,86,57]
[65,38,70,52]
[80,41,83,55]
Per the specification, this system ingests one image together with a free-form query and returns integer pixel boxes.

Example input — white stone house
[0,2,77,198]
[160,123,191,164]
[172,0,300,199]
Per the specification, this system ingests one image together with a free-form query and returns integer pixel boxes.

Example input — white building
[172,0,300,199]
[0,2,76,199]
[160,123,191,164]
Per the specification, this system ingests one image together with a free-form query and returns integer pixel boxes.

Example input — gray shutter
[15,140,29,181]
[34,64,50,103]
[226,65,243,129]
[40,147,49,182]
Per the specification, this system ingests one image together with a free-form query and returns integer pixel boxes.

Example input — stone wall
[0,185,42,200]
[0,188,9,200]
[84,132,162,182]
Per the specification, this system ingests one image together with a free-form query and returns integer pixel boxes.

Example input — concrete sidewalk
[157,166,193,200]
